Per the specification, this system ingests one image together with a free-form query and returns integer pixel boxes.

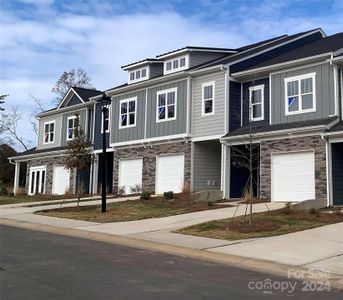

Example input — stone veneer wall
[113,141,191,194]
[26,156,76,195]
[260,135,327,203]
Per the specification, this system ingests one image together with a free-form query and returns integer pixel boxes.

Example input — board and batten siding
[60,109,87,146]
[37,114,63,150]
[271,63,336,125]
[146,79,187,138]
[111,90,146,144]
[192,71,225,138]
[192,141,221,191]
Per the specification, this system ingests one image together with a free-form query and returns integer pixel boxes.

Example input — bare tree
[64,115,94,205]
[0,107,29,151]
[51,68,94,103]
[0,94,8,111]
[28,94,46,135]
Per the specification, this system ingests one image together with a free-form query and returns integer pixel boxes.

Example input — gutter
[37,102,92,118]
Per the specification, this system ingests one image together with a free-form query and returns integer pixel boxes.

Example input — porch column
[221,145,231,199]
[92,154,99,194]
[13,162,20,195]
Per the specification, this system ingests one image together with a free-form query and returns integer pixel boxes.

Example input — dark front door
[332,142,343,205]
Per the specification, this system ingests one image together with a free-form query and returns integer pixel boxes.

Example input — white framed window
[101,105,110,133]
[164,55,189,75]
[67,116,78,141]
[284,73,316,115]
[128,67,149,84]
[156,88,177,122]
[119,98,137,129]
[249,85,264,121]
[43,121,55,144]
[202,82,215,116]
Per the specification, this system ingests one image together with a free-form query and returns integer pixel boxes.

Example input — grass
[36,194,231,223]
[176,207,343,241]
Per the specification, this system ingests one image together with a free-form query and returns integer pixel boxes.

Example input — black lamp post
[99,93,111,213]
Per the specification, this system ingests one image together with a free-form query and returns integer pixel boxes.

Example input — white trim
[156,87,178,123]
[284,72,316,116]
[92,102,96,144]
[270,61,326,76]
[110,133,189,148]
[144,89,148,139]
[249,84,265,121]
[240,82,243,127]
[186,76,191,134]
[326,139,332,207]
[122,60,163,70]
[157,48,236,59]
[119,97,137,129]
[93,148,114,154]
[28,165,47,195]
[66,115,78,141]
[191,134,222,142]
[128,66,150,84]
[43,120,55,144]
[164,55,189,75]
[269,73,272,125]
[226,71,230,132]
[333,65,339,116]
[57,88,84,109]
[201,81,215,116]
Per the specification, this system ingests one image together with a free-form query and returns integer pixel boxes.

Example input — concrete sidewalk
[1,198,342,280]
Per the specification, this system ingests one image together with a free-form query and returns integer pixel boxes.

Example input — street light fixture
[99,93,111,213]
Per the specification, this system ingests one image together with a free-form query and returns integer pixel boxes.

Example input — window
[44,121,55,143]
[128,68,148,84]
[156,88,177,122]
[202,82,215,115]
[284,73,316,115]
[249,85,264,121]
[67,116,78,140]
[164,56,188,74]
[101,105,110,133]
[119,98,136,128]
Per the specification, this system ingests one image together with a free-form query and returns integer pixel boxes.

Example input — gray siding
[192,141,221,191]
[66,94,82,107]
[60,109,87,146]
[146,80,187,138]
[271,63,335,124]
[37,114,62,150]
[189,52,226,68]
[111,90,146,143]
[192,71,226,138]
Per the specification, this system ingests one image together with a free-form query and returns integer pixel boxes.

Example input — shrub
[118,186,125,196]
[308,208,320,217]
[140,191,151,200]
[130,184,142,194]
[283,202,294,214]
[163,191,174,200]
[207,201,214,206]
[0,183,8,196]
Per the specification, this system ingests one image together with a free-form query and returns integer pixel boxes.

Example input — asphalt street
[0,225,341,300]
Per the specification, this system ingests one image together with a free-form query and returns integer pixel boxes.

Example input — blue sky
[1,0,342,150]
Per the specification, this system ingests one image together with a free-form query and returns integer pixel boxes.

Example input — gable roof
[235,32,343,73]
[57,86,102,109]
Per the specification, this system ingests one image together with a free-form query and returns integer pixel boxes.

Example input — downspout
[330,54,339,117]
[321,133,331,207]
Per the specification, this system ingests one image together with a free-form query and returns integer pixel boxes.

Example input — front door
[28,166,46,195]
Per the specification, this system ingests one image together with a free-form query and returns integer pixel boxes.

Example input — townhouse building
[10,28,343,208]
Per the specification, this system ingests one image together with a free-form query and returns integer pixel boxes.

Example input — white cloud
[0,1,342,151]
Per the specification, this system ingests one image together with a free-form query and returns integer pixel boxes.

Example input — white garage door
[271,151,315,202]
[156,154,184,194]
[52,166,70,195]
[118,158,143,194]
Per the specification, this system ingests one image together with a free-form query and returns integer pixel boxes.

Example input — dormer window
[128,67,149,84]
[164,55,189,75]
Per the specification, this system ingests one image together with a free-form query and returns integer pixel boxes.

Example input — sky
[0,0,343,151]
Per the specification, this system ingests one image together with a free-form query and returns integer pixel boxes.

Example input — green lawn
[176,208,343,240]
[36,196,231,223]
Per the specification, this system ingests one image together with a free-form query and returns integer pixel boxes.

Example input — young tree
[51,68,94,103]
[64,115,94,205]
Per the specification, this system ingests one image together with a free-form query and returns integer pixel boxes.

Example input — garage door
[156,154,184,194]
[52,166,70,195]
[118,158,143,194]
[271,151,315,202]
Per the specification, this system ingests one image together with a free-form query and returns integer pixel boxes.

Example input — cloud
[0,0,342,150]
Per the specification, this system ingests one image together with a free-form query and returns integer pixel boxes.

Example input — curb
[1,217,342,290]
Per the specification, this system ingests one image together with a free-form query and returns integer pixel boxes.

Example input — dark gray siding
[192,141,221,191]
[149,64,163,79]
[271,63,335,124]
[230,31,323,74]
[229,81,242,131]
[94,103,110,150]
[332,142,343,205]
[111,90,146,143]
[60,109,87,146]
[146,79,187,138]
[189,52,226,68]
[66,94,82,107]
[242,78,270,126]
